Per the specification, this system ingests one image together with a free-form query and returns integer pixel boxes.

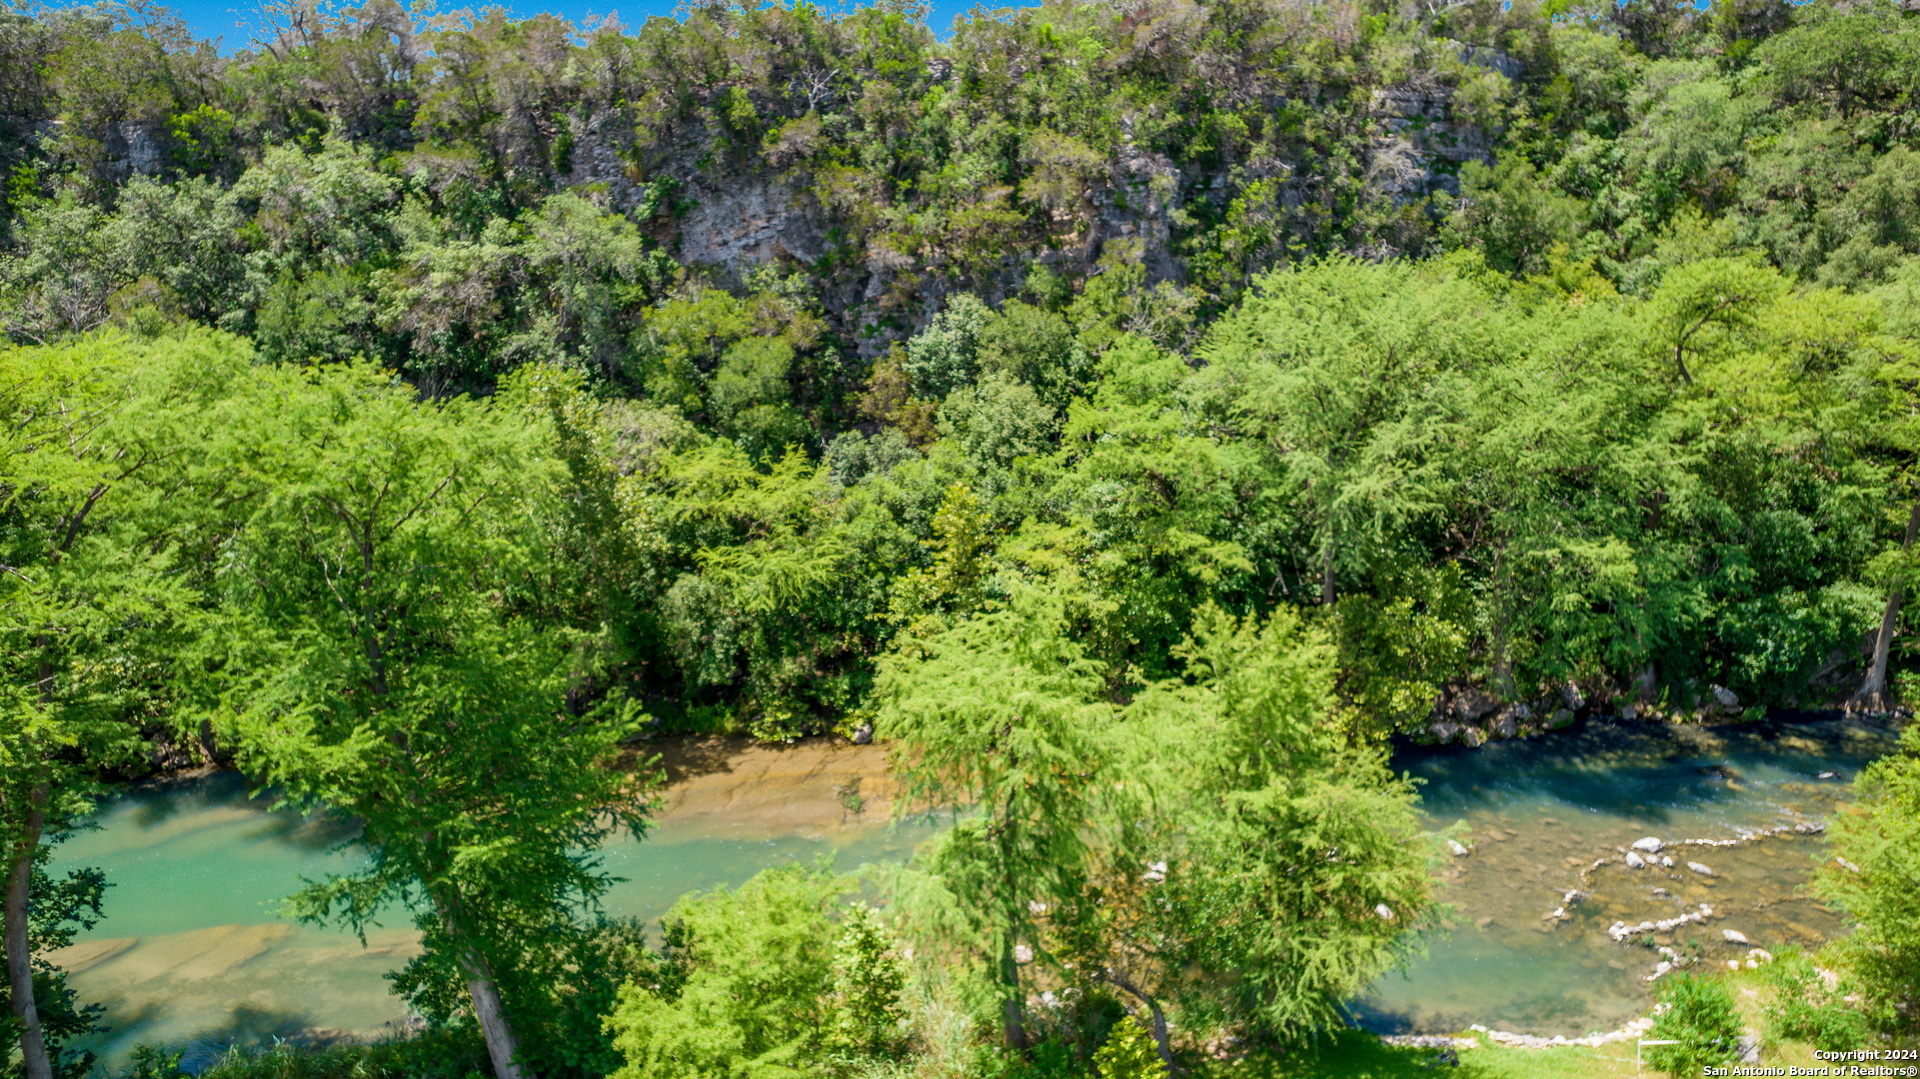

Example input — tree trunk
[1855,501,1920,713]
[998,936,1027,1053]
[432,891,528,1079]
[1106,971,1176,1074]
[5,783,53,1079]
[1320,544,1335,606]
[460,947,529,1079]
[1144,999,1173,1076]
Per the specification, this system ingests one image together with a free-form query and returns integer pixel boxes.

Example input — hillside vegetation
[3,0,1920,1075]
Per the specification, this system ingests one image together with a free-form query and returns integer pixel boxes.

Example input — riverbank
[40,711,1901,1070]
[1214,963,1856,1078]
[42,736,909,1070]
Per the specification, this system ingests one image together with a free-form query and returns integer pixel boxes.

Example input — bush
[1763,950,1874,1053]
[606,864,846,1079]
[1817,720,1920,1035]
[193,1031,489,1079]
[1645,974,1744,1077]
[829,903,910,1056]
[1092,1017,1162,1079]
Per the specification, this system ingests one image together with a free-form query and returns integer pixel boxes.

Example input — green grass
[1191,1031,1647,1079]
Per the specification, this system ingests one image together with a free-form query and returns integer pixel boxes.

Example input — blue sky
[131,0,1016,51]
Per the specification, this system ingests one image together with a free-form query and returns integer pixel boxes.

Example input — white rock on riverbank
[1466,1015,1657,1050]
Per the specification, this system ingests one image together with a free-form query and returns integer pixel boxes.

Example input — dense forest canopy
[4,0,1920,1073]
[4,0,1917,734]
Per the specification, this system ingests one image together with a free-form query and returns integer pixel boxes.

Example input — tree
[1817,718,1920,1035]
[1193,257,1492,608]
[0,850,107,1079]
[606,864,846,1079]
[0,331,249,1079]
[827,903,909,1057]
[876,586,1115,1051]
[1114,605,1433,1040]
[210,363,651,1079]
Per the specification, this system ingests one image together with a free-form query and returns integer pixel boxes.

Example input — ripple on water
[1355,712,1901,1038]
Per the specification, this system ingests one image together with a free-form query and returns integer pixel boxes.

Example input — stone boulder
[1451,687,1499,723]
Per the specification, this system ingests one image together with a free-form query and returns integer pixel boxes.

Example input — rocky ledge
[1421,679,1756,747]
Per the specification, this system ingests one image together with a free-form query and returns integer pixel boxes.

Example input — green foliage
[1762,949,1873,1052]
[125,1046,188,1079]
[1119,606,1435,1036]
[1644,974,1743,1076]
[0,330,247,1079]
[828,903,910,1057]
[191,1030,490,1079]
[877,586,1114,1044]
[1816,718,1920,1035]
[1091,1017,1161,1079]
[7,0,1920,1070]
[606,864,847,1079]
[0,850,108,1079]
[204,360,655,1078]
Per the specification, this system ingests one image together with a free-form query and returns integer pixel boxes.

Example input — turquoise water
[49,764,926,1069]
[44,714,1902,1066]
[1355,713,1901,1037]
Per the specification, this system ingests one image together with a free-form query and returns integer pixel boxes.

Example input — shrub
[1763,950,1874,1053]
[606,864,845,1079]
[1091,1017,1162,1079]
[829,903,910,1056]
[1817,720,1920,1035]
[1645,974,1744,1076]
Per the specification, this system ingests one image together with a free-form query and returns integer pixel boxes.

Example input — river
[43,713,1902,1068]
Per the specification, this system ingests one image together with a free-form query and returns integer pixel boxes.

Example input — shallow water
[1354,713,1900,1038]
[48,740,914,1070]
[44,715,1901,1067]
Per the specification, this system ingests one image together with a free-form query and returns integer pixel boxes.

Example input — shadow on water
[1356,710,1902,1038]
[80,990,332,1072]
[113,771,362,853]
[1389,712,1897,827]
[123,772,258,830]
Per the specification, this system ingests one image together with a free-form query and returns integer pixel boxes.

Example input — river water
[44,714,1901,1068]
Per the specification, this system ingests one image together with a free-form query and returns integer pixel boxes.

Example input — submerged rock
[1625,851,1647,869]
[1631,836,1664,853]
[1687,861,1715,876]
